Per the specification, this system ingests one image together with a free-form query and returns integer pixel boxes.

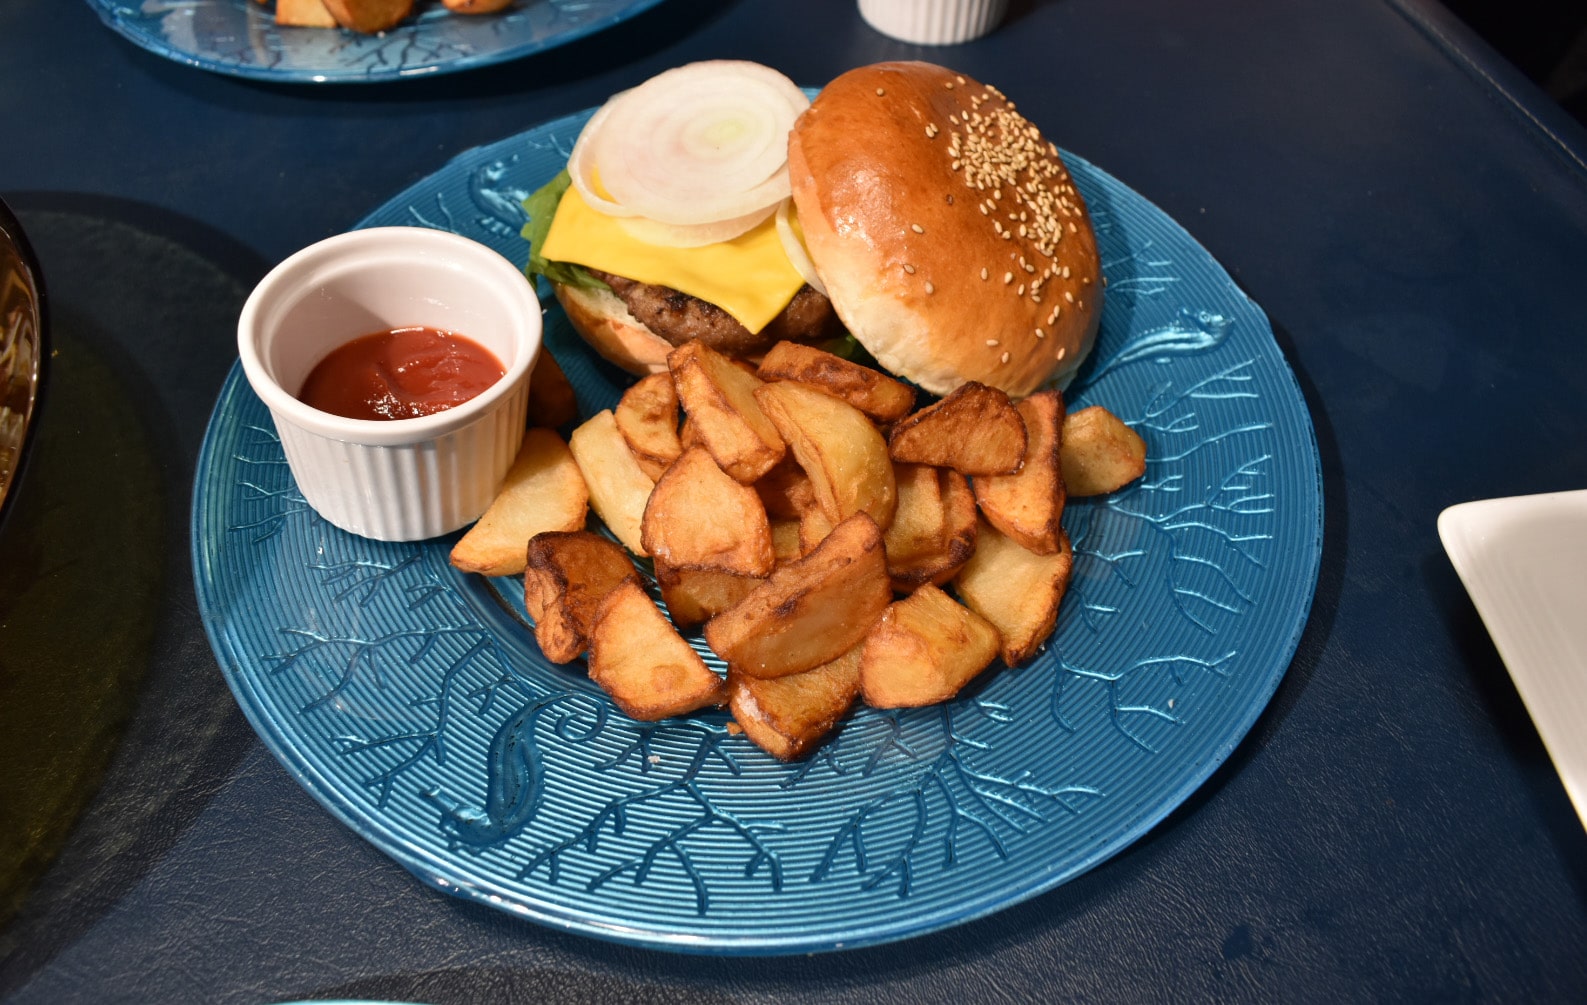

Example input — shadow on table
[0,194,266,992]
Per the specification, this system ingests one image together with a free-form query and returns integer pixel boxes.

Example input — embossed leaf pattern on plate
[192,109,1322,953]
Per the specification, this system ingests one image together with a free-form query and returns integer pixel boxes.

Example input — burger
[525,60,1101,397]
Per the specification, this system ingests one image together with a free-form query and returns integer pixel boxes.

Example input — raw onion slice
[775,199,826,297]
[567,95,636,218]
[588,61,808,226]
[616,202,778,249]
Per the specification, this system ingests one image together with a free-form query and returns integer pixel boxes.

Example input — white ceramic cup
[237,226,542,542]
[858,0,1010,45]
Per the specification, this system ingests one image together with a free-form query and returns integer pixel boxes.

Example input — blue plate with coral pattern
[192,106,1323,953]
[85,0,665,84]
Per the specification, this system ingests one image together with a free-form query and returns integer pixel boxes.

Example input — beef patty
[592,271,845,357]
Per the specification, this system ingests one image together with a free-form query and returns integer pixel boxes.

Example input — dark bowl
[0,197,46,531]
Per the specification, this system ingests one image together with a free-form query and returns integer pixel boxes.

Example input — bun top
[788,62,1102,397]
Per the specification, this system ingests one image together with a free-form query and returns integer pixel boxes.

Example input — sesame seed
[925,281,935,294]
[981,267,989,280]
[1024,263,1035,273]
[1062,265,1070,278]
[956,75,966,83]
[986,339,1000,346]
[946,81,955,89]
[1064,291,1074,303]
[876,88,885,96]
[1001,351,1011,364]
[903,264,916,274]
[1035,328,1046,338]
[911,223,925,234]
[945,194,954,205]
[980,205,989,215]
[1077,299,1084,310]
[1056,346,1067,360]
[1003,272,1013,284]
[1017,284,1025,295]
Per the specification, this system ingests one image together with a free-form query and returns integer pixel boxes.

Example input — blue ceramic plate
[85,0,664,84]
[192,108,1323,953]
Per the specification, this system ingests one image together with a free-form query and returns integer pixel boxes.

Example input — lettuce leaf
[520,170,607,292]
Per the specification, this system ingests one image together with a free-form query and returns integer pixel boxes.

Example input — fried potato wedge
[443,0,513,12]
[798,503,837,555]
[614,370,682,480]
[973,389,1067,554]
[770,519,805,563]
[527,349,579,430]
[755,378,896,530]
[654,561,764,628]
[568,409,654,556]
[887,381,1027,475]
[1061,405,1148,496]
[704,512,891,679]
[756,341,916,423]
[523,531,641,664]
[449,428,589,577]
[729,644,862,761]
[276,0,338,27]
[588,580,726,720]
[884,462,977,591]
[668,340,785,483]
[321,0,412,33]
[641,446,775,576]
[860,583,1001,708]
[954,520,1073,666]
[753,453,815,521]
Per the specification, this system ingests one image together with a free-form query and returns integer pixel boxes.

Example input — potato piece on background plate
[568,409,654,556]
[588,580,726,720]
[756,341,916,423]
[888,381,1026,476]
[973,389,1067,555]
[527,350,579,430]
[954,520,1074,666]
[641,445,775,577]
[885,463,977,591]
[704,512,891,679]
[275,0,338,27]
[523,531,641,663]
[729,644,863,761]
[449,428,589,577]
[1062,405,1148,496]
[654,560,764,629]
[860,583,1001,708]
[615,371,682,479]
[755,378,896,531]
[321,0,412,33]
[668,340,785,482]
[443,0,514,12]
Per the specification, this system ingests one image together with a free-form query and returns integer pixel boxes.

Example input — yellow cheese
[539,186,806,334]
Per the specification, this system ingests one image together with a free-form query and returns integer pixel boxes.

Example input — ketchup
[297,326,505,421]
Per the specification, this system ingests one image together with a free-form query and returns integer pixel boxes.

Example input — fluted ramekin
[237,227,542,542]
[858,0,1009,44]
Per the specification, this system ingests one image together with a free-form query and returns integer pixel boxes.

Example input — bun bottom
[553,283,673,376]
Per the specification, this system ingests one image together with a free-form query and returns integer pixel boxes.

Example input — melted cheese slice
[539,186,806,335]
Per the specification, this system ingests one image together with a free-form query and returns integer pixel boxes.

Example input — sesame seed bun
[788,62,1102,398]
[552,282,673,375]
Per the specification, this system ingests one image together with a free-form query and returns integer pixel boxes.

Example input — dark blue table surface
[2,0,1585,1001]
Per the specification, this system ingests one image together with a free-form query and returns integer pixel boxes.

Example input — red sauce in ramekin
[297,326,505,421]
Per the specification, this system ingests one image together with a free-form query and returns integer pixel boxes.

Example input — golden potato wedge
[753,453,815,521]
[884,463,978,591]
[1061,405,1148,496]
[797,504,837,555]
[588,580,726,720]
[770,519,805,563]
[954,520,1073,666]
[754,378,896,530]
[729,643,862,761]
[888,381,1027,475]
[642,445,775,576]
[614,370,682,478]
[568,409,654,556]
[756,341,916,423]
[654,560,764,628]
[443,0,513,11]
[973,389,1067,554]
[704,512,891,679]
[527,349,579,430]
[449,428,589,577]
[523,531,641,664]
[275,0,338,27]
[321,0,411,33]
[860,583,1001,708]
[668,340,785,483]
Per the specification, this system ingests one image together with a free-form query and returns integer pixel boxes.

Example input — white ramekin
[858,0,1009,45]
[237,227,542,542]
